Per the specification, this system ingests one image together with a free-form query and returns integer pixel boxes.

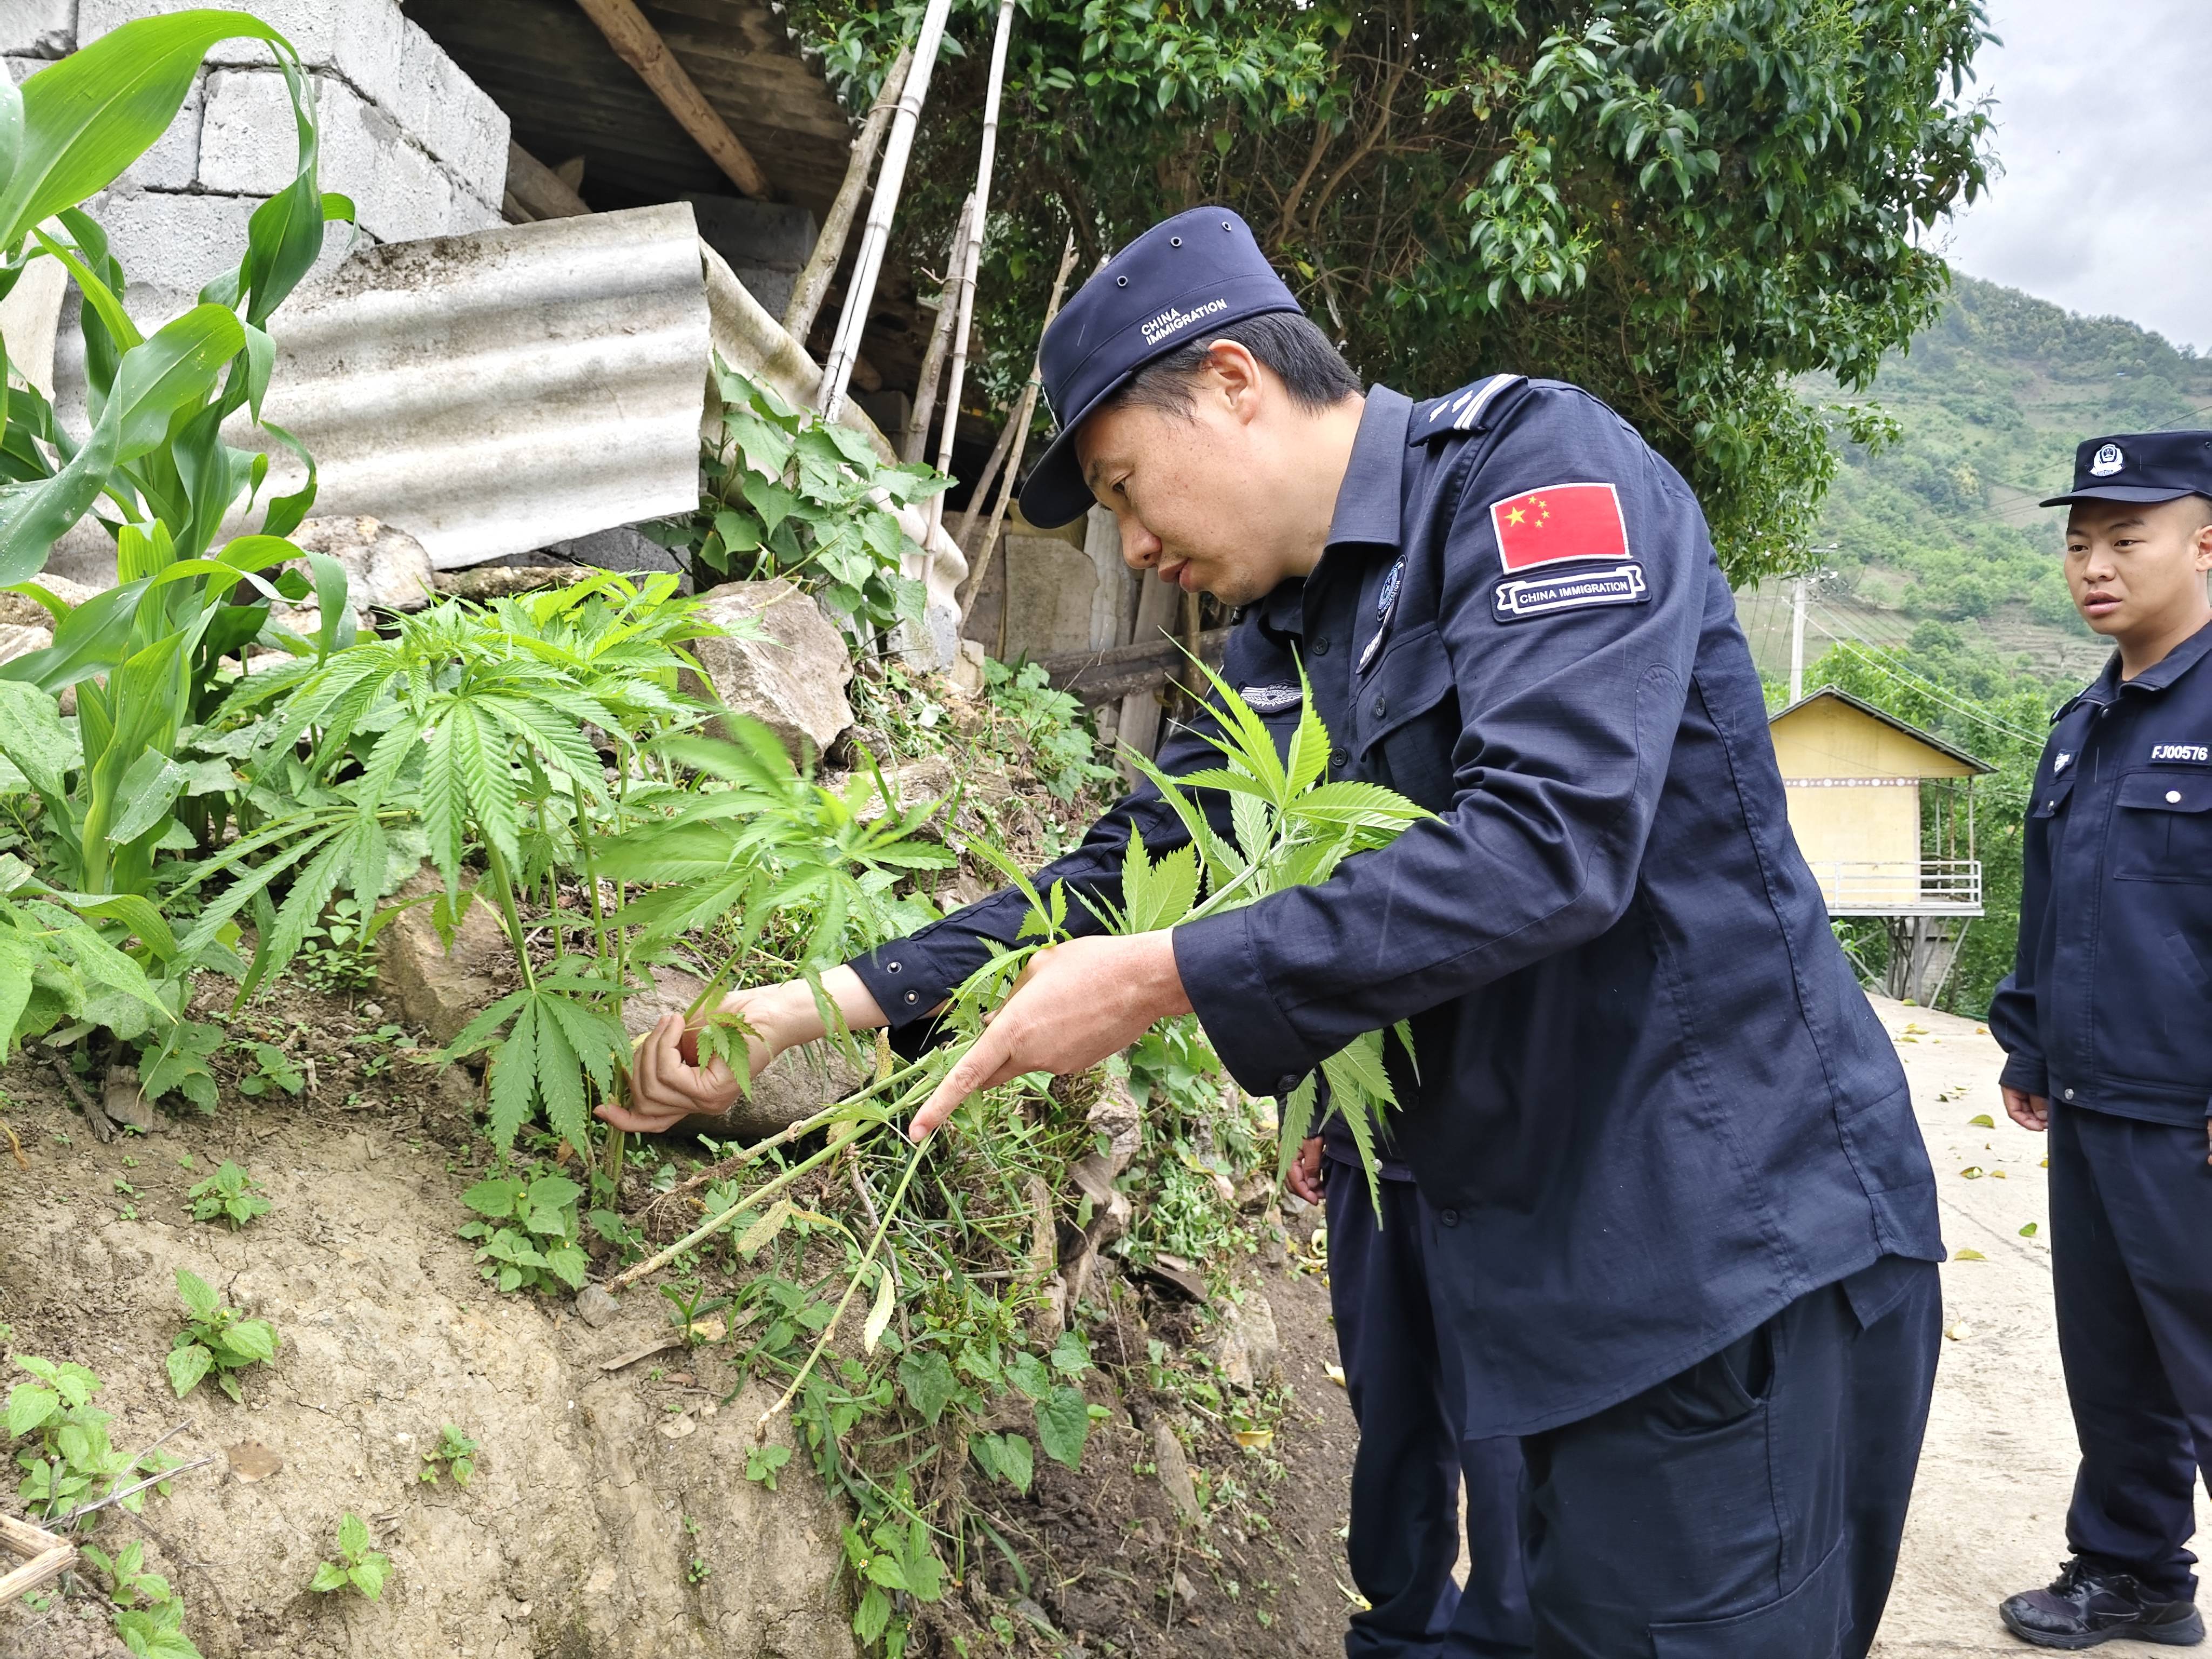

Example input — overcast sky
[1939,0,2212,351]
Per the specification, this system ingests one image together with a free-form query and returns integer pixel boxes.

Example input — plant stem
[756,1131,929,1440]
[482,846,536,992]
[606,1112,882,1291]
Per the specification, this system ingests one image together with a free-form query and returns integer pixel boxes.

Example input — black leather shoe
[2000,1560,2206,1649]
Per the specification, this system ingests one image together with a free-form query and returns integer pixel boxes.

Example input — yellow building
[1769,688,1993,1000]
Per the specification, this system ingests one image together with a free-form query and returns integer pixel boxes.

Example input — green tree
[796,0,1994,583]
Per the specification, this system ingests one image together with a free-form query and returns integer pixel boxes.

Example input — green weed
[187,1162,270,1229]
[167,1271,278,1402]
[309,1513,389,1600]
[419,1424,478,1487]
[458,1170,589,1293]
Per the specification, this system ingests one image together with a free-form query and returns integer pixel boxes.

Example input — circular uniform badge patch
[2090,442,2125,476]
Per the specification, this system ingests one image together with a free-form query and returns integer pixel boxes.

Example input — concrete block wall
[6,0,508,301]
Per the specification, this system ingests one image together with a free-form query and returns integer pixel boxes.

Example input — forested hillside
[1740,276,2212,1015]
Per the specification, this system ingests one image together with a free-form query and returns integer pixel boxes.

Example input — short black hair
[1104,310,1361,420]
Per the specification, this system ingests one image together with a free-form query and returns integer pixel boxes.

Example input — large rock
[373,871,517,1047]
[1210,1292,1282,1393]
[680,580,854,761]
[0,1126,857,1659]
[0,619,52,666]
[0,571,98,629]
[289,515,437,615]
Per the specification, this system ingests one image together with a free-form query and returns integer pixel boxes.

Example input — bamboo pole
[783,44,913,345]
[953,398,1023,550]
[957,230,1078,624]
[817,0,957,423]
[571,0,770,199]
[902,192,976,464]
[928,0,1019,537]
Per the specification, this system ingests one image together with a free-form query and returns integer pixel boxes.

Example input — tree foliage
[795,0,1995,582]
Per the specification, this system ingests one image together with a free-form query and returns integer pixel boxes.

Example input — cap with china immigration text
[1016,207,1304,528]
[2040,431,2212,507]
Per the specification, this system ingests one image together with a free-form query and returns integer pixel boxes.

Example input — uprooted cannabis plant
[595,665,1427,1652]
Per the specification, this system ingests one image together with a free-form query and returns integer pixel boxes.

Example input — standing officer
[1989,434,2212,1650]
[1289,1126,1534,1657]
[617,207,1946,1653]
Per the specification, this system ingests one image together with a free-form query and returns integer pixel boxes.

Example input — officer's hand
[602,971,883,1134]
[2000,1085,2049,1133]
[1286,1136,1326,1205]
[909,932,1191,1142]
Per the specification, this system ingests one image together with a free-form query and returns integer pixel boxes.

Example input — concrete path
[1870,994,2211,1656]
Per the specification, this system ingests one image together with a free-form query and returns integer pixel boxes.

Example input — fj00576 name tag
[1493,563,1649,622]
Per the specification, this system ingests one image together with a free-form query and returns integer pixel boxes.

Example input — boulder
[1211,1292,1282,1393]
[948,638,988,696]
[680,579,854,761]
[0,572,99,629]
[0,620,53,666]
[288,516,437,614]
[372,871,518,1047]
[1151,1419,1202,1527]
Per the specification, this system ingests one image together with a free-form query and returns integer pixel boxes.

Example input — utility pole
[1789,575,1808,703]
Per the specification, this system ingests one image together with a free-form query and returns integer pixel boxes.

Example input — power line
[1801,602,2048,745]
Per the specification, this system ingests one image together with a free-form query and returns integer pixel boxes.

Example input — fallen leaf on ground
[1959,1166,1984,1179]
[2020,1222,2040,1237]
[1324,1363,1346,1387]
[227,1440,282,1482]
[1954,1248,1987,1260]
[1968,1114,1995,1128]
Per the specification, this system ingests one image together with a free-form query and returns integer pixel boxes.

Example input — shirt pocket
[1354,625,1458,810]
[2111,770,2212,884]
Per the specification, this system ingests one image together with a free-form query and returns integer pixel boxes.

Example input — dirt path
[1868,993,2211,1657]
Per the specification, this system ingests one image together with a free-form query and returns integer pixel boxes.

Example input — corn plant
[0,9,353,585]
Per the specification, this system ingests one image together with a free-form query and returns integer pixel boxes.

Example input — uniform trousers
[1326,1162,1534,1658]
[1507,1251,1940,1657]
[2052,1102,2212,1600]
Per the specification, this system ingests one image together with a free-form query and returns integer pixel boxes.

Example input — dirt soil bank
[0,993,1363,1659]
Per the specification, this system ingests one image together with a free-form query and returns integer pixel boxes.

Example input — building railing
[1806,858,1982,917]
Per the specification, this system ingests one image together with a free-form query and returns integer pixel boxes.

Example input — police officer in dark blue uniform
[617,207,1947,1655]
[1989,433,2212,1651]
[1292,1115,1533,1656]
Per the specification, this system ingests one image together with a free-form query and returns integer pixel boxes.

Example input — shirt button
[1372,694,1387,719]
[1311,635,1331,656]
[2169,790,2184,804]
[1330,746,1349,770]
[886,960,903,974]
[1439,1208,1459,1228]
[2063,1088,2075,1101]
[903,992,918,1005]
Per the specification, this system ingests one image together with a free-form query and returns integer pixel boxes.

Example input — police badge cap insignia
[2090,443,2125,477]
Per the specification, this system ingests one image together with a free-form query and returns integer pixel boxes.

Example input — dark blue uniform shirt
[1990,619,2212,1128]
[854,379,1941,1437]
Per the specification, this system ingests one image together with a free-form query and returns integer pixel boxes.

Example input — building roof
[1768,686,1995,777]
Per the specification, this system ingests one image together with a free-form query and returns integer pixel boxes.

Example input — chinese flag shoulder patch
[1488,482,1631,574]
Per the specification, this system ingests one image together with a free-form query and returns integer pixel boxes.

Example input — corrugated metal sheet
[239,202,709,570]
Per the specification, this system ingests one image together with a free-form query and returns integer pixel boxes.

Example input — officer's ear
[1198,339,1266,426]
[2191,495,2212,574]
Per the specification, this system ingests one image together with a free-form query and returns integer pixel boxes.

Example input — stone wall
[5,0,507,304]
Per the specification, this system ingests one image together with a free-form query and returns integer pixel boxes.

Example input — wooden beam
[571,0,771,199]
[1038,628,1232,706]
[505,140,591,220]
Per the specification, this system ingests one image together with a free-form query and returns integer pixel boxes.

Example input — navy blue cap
[1017,207,1303,528]
[2041,431,2212,507]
